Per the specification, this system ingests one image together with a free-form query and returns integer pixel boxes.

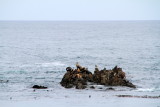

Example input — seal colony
[60,63,136,89]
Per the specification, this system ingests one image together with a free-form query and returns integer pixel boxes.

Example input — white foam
[136,87,160,92]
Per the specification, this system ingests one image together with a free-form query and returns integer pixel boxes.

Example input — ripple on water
[0,21,160,100]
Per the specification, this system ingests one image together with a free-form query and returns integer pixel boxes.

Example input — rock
[60,63,93,89]
[92,65,136,88]
[60,63,136,89]
[32,85,47,89]
[116,95,160,99]
[76,82,86,89]
[90,86,95,89]
[106,87,115,90]
[98,87,103,89]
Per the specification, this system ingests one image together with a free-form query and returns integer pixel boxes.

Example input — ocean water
[0,21,160,101]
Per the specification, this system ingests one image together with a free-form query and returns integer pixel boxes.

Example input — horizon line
[0,19,160,22]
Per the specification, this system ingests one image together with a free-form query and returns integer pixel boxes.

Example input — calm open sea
[0,21,160,101]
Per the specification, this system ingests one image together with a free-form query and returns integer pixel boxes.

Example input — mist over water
[0,21,160,100]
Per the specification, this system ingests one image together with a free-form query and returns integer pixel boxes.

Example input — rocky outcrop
[93,65,136,88]
[60,63,136,89]
[60,63,93,89]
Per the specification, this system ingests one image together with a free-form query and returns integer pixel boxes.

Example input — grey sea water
[0,21,160,101]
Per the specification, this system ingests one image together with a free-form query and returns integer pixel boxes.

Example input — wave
[136,87,160,92]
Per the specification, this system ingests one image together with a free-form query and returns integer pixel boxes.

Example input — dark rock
[76,82,86,89]
[90,86,95,89]
[32,85,47,89]
[106,87,115,90]
[60,63,93,89]
[98,87,103,89]
[116,95,160,99]
[60,63,136,89]
[92,65,136,88]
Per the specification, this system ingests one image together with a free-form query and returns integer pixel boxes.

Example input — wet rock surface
[116,95,160,99]
[60,63,136,89]
[32,85,48,89]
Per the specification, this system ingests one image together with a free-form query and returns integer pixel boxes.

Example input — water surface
[0,21,160,101]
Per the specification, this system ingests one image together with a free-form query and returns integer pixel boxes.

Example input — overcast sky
[0,0,160,20]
